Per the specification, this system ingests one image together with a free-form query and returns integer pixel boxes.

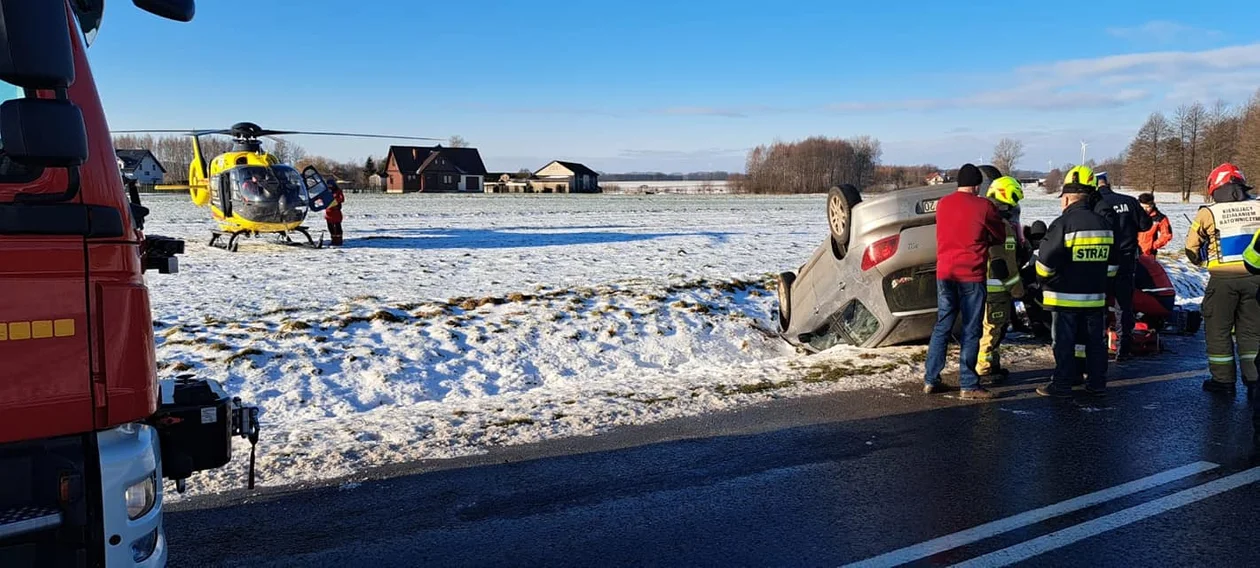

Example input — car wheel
[826,184,862,260]
[776,271,796,332]
[979,164,1004,180]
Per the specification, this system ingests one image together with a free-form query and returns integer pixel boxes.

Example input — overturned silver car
[775,168,1005,352]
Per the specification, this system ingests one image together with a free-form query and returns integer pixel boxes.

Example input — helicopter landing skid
[280,227,325,250]
[208,230,243,252]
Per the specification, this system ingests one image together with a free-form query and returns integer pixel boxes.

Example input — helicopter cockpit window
[229,165,306,203]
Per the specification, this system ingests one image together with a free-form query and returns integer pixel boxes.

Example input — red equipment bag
[1108,323,1160,356]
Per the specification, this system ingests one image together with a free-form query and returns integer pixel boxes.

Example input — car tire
[979,164,1004,181]
[776,271,796,332]
[827,184,862,260]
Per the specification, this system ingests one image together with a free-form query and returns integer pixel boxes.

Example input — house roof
[538,160,599,177]
[486,171,534,180]
[115,149,166,172]
[386,145,487,175]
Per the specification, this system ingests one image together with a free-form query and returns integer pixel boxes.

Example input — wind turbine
[1080,140,1089,165]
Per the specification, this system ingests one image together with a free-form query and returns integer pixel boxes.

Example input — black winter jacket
[1095,185,1152,259]
[1036,200,1118,311]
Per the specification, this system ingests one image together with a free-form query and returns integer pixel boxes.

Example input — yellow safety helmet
[1063,165,1097,191]
[986,176,1025,207]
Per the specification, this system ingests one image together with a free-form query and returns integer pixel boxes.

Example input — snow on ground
[140,191,1209,497]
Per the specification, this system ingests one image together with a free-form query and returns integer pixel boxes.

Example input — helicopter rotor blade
[111,129,232,136]
[257,130,444,141]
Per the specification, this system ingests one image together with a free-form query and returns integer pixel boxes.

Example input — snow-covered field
[141,191,1209,496]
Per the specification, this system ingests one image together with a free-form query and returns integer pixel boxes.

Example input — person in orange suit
[1137,193,1172,256]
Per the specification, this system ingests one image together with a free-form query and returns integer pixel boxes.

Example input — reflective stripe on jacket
[985,220,1024,299]
[1037,200,1117,311]
[1184,199,1260,275]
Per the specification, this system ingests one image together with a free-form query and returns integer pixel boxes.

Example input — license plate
[917,199,939,214]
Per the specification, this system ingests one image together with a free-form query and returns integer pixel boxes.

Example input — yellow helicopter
[115,122,439,251]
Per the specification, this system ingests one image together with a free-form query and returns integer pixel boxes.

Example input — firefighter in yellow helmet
[1186,163,1260,396]
[976,176,1026,382]
[1036,165,1117,398]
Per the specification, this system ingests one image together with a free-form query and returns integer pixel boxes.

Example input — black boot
[1203,379,1237,395]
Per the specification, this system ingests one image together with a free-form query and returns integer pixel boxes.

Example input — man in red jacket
[924,163,1006,399]
[324,178,346,246]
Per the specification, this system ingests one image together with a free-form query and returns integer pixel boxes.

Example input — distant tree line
[1118,89,1260,201]
[599,171,733,182]
[733,135,882,194]
[111,134,386,189]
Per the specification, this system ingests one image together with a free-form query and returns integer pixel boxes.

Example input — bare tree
[737,136,882,194]
[269,138,308,165]
[448,135,469,148]
[1125,112,1173,195]
[1043,168,1064,194]
[1237,90,1260,187]
[1172,103,1207,201]
[991,138,1025,175]
[1204,100,1239,173]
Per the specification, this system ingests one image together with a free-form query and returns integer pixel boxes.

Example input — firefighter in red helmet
[1185,163,1260,396]
[324,178,346,246]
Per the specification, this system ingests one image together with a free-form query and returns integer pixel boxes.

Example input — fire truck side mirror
[0,1,76,89]
[0,99,88,167]
[133,0,196,23]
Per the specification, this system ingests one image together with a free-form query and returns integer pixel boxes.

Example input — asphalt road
[166,339,1260,567]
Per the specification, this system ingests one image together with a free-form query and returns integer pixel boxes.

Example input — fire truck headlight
[125,473,156,520]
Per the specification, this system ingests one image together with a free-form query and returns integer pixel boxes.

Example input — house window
[444,175,454,184]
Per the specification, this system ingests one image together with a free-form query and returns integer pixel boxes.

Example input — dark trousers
[924,280,987,390]
[327,220,343,245]
[1051,309,1108,391]
[1112,256,1136,355]
[1203,276,1260,385]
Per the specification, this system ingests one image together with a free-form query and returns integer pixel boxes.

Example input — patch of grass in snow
[163,361,195,372]
[858,353,879,360]
[493,417,536,427]
[205,342,232,352]
[259,306,301,317]
[632,396,677,405]
[277,320,312,333]
[670,300,712,314]
[350,294,381,302]
[718,380,793,396]
[224,347,265,366]
[160,339,198,347]
[908,349,928,364]
[456,296,507,311]
[339,310,409,327]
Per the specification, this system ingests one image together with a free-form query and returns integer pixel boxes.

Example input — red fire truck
[1,2,258,566]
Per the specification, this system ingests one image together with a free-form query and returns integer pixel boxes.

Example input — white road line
[952,465,1260,568]
[841,461,1219,568]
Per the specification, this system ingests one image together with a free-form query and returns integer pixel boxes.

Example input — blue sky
[90,0,1260,173]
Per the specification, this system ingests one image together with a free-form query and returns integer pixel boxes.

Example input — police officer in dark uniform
[1035,165,1118,398]
[1095,172,1153,360]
